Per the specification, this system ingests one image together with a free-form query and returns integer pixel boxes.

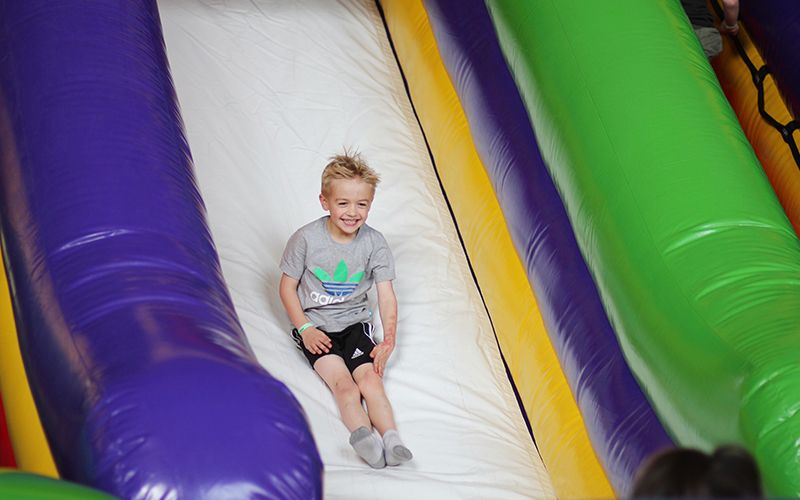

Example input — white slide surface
[159,1,555,498]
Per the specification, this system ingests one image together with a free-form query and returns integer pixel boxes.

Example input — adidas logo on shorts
[351,348,364,359]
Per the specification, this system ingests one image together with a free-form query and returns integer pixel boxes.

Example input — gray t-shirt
[280,216,395,332]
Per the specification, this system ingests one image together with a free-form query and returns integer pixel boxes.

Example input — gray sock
[349,427,386,468]
[382,429,412,466]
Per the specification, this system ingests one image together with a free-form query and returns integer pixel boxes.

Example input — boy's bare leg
[353,363,412,466]
[315,356,384,468]
[315,355,369,431]
[352,363,396,433]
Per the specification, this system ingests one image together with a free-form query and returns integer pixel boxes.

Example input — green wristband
[298,322,314,334]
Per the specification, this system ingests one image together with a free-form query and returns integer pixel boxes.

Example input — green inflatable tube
[0,471,113,499]
[487,0,800,495]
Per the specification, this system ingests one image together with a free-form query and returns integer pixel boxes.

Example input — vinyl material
[0,1,321,497]
[740,0,800,119]
[488,0,800,495]
[160,0,555,497]
[417,0,674,494]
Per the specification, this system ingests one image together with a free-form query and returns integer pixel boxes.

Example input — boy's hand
[370,341,394,377]
[302,327,332,355]
[719,21,739,36]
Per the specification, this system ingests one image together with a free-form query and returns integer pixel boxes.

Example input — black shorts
[292,322,377,373]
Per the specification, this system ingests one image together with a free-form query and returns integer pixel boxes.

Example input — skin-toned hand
[370,341,394,377]
[301,326,332,355]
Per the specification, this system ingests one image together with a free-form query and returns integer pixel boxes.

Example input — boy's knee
[332,377,361,401]
[356,369,384,396]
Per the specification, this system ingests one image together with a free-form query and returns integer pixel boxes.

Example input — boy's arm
[720,0,739,34]
[371,280,397,376]
[279,273,331,354]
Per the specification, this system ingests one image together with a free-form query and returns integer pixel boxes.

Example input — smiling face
[319,177,375,243]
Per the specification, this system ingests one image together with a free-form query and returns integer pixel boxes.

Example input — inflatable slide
[1,0,800,498]
[480,0,800,496]
[1,0,553,497]
[158,0,553,497]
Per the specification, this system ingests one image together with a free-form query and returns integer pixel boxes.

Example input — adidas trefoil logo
[314,260,364,296]
[351,348,364,359]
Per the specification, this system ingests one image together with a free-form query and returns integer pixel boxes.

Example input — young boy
[278,152,412,469]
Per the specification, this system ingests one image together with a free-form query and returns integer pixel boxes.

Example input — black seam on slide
[374,0,542,459]
[709,0,800,167]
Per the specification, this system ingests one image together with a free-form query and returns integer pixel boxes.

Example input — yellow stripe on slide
[379,0,614,497]
[0,252,58,476]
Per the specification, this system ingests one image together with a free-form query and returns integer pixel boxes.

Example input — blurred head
[631,445,762,498]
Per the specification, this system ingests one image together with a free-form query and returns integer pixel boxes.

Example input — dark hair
[631,445,762,498]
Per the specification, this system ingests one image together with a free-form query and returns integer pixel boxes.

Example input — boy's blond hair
[321,151,380,196]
